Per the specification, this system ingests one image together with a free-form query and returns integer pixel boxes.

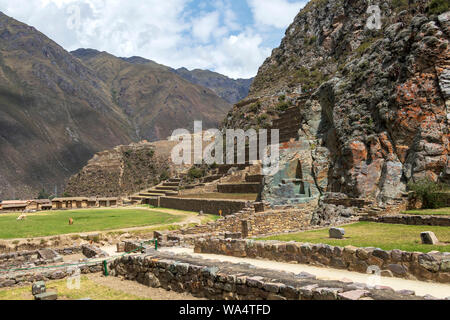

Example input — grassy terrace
[402,207,450,216]
[176,193,258,201]
[0,276,150,300]
[0,207,185,239]
[259,222,450,253]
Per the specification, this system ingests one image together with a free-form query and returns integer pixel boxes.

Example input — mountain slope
[0,12,233,200]
[72,49,232,141]
[224,0,449,202]
[0,12,135,200]
[173,67,253,104]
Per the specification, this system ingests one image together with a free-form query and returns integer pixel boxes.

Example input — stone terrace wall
[217,183,261,194]
[361,215,450,226]
[159,197,250,215]
[176,209,312,238]
[108,252,436,300]
[195,239,450,284]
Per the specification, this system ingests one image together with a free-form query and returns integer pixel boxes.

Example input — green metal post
[155,239,158,251]
[103,260,109,276]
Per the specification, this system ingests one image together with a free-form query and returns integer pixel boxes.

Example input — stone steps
[155,186,179,191]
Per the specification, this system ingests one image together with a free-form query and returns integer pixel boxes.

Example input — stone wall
[159,197,250,215]
[173,209,312,238]
[0,261,103,288]
[81,245,108,259]
[108,251,436,300]
[217,183,261,194]
[194,239,450,284]
[0,249,63,271]
[361,215,450,226]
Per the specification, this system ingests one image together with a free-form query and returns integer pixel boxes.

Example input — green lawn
[0,276,150,300]
[0,208,183,239]
[402,207,450,216]
[258,222,450,253]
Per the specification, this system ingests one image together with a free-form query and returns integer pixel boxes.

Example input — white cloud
[0,0,301,79]
[191,11,220,43]
[247,0,306,29]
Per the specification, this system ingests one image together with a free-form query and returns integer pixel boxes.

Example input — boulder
[34,291,57,300]
[420,232,439,245]
[329,228,345,239]
[32,281,46,296]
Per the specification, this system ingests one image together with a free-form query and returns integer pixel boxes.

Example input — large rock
[329,228,345,239]
[420,232,439,245]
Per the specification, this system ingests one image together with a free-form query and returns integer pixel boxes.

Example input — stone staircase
[130,178,181,203]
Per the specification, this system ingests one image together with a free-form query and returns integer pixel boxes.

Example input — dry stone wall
[173,209,312,238]
[361,215,450,226]
[195,239,450,284]
[159,197,250,215]
[108,251,439,300]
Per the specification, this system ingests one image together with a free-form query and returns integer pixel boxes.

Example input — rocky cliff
[224,0,449,203]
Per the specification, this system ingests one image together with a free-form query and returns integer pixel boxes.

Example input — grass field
[402,207,450,216]
[259,222,450,253]
[176,193,258,201]
[0,276,150,300]
[0,208,184,239]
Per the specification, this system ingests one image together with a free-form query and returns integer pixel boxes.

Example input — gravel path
[162,247,450,299]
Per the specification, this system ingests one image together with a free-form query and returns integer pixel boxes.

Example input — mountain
[71,49,231,141]
[224,0,449,202]
[0,12,135,200]
[0,12,232,199]
[173,67,253,104]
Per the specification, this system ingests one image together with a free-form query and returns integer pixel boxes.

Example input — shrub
[427,0,449,15]
[159,170,170,181]
[408,179,450,209]
[188,167,205,179]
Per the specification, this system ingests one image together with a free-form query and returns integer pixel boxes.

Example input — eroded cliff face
[224,0,449,202]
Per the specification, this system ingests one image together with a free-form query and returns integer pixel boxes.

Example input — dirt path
[162,248,450,299]
[86,273,203,300]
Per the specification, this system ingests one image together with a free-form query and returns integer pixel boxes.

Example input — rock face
[65,141,172,197]
[224,1,450,204]
[173,67,253,104]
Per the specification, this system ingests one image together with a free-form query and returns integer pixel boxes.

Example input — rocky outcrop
[224,1,450,204]
[65,141,172,197]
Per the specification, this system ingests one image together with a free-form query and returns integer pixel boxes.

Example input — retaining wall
[217,183,261,194]
[171,209,312,238]
[361,215,450,226]
[194,238,450,284]
[108,252,435,300]
[159,197,250,215]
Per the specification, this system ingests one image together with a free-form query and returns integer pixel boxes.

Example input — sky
[0,0,307,79]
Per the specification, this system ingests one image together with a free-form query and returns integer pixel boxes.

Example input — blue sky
[0,0,307,79]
